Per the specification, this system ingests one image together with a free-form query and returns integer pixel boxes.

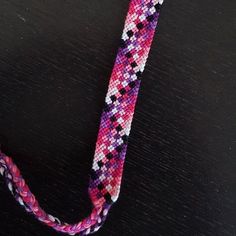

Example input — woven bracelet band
[0,0,164,235]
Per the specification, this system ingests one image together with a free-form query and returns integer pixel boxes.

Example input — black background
[0,0,235,235]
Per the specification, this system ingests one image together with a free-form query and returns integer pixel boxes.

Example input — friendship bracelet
[0,0,164,235]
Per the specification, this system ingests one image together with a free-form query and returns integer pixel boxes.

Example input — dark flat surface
[0,0,236,235]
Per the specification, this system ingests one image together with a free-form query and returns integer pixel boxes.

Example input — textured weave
[0,0,164,235]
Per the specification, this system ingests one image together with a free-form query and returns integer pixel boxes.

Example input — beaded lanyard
[0,0,164,235]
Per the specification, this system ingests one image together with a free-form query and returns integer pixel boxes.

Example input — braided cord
[0,0,164,235]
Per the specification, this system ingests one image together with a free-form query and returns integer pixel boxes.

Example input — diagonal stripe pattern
[0,0,164,235]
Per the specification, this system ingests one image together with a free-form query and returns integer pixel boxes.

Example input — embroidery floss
[0,0,164,235]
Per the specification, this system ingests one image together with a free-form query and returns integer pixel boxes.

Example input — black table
[0,1,235,235]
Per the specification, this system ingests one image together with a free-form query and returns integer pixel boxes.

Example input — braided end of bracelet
[0,151,111,235]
